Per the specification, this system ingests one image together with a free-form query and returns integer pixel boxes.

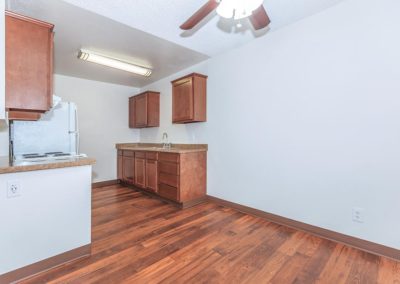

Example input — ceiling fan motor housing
[216,0,264,20]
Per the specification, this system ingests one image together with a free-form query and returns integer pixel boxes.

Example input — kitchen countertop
[116,143,208,153]
[0,156,96,174]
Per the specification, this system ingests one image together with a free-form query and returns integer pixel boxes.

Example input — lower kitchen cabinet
[121,151,134,184]
[158,171,178,188]
[134,152,146,189]
[145,158,158,192]
[117,150,123,180]
[158,152,206,206]
[117,149,206,208]
[158,183,179,202]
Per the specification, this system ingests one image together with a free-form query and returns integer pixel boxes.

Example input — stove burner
[22,153,47,158]
[53,153,71,157]
[45,152,64,155]
[22,153,39,157]
[16,152,87,163]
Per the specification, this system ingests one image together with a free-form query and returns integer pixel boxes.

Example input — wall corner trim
[0,244,91,283]
[207,195,400,261]
[92,179,119,188]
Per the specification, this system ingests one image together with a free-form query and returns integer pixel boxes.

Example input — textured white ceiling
[6,0,345,87]
[61,0,345,56]
[6,0,209,87]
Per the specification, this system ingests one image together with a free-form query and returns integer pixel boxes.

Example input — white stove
[14,152,87,163]
[10,100,86,165]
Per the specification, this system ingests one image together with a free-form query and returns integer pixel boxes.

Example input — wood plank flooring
[20,184,400,283]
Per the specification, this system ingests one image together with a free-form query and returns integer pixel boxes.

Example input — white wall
[54,74,140,182]
[0,165,91,274]
[0,0,8,154]
[0,0,5,120]
[140,0,400,249]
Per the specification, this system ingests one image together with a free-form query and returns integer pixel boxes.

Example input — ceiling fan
[180,0,271,31]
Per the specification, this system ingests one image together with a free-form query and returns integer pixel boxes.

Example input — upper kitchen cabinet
[171,73,207,124]
[129,91,160,128]
[5,11,54,120]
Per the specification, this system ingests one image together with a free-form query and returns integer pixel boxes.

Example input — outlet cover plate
[352,207,365,223]
[7,180,21,198]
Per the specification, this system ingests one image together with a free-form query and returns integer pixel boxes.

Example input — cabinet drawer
[159,162,179,175]
[135,151,146,158]
[158,184,178,201]
[123,150,134,157]
[146,152,158,160]
[159,152,179,163]
[159,172,178,187]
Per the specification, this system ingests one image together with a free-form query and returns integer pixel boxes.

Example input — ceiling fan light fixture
[180,0,270,31]
[216,0,264,20]
[216,1,234,18]
[77,49,152,77]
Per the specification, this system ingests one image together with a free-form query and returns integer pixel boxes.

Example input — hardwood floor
[21,184,399,284]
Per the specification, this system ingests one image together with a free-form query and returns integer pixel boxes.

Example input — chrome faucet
[162,132,171,149]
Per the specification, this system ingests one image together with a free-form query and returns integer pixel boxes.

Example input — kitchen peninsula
[0,157,95,283]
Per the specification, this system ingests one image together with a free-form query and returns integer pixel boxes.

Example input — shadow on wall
[0,120,8,131]
[0,120,9,156]
[92,171,98,181]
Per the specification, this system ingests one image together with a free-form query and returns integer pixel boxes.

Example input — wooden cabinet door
[135,157,146,188]
[129,92,159,128]
[117,152,123,180]
[6,12,53,112]
[172,78,194,122]
[122,156,134,184]
[134,94,148,127]
[146,159,158,192]
[129,97,135,128]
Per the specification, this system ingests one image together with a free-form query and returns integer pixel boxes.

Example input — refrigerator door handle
[74,107,79,154]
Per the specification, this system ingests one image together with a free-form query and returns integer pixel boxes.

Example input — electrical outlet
[352,207,364,223]
[7,180,21,198]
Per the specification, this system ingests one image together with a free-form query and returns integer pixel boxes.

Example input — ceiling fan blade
[180,0,219,30]
[249,5,271,30]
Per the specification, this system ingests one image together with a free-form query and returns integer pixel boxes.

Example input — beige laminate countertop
[116,143,208,154]
[0,156,96,174]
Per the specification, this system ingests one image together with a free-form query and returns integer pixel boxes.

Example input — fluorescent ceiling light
[216,0,263,20]
[78,49,152,77]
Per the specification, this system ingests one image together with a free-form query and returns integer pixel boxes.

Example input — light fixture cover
[78,49,152,77]
[216,0,263,20]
